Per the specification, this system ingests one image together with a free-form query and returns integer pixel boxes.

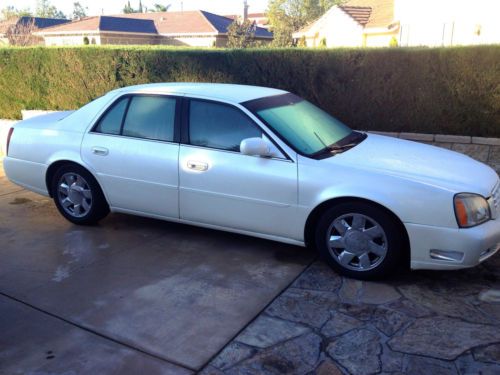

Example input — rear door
[81,94,180,218]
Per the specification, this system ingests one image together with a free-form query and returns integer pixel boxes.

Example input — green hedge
[0,45,499,137]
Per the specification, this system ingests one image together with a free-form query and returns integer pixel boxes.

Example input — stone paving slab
[202,258,500,374]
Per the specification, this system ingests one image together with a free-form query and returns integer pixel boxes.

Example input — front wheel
[315,202,406,280]
[52,164,109,225]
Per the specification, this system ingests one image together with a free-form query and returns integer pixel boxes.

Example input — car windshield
[244,93,357,156]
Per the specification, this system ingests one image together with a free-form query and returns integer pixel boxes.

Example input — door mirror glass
[240,137,273,157]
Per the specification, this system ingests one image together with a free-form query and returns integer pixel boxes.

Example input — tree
[36,0,66,19]
[266,0,345,47]
[227,19,257,48]
[72,2,88,19]
[123,1,135,14]
[151,4,171,12]
[6,19,40,46]
[123,1,147,14]
[1,6,33,20]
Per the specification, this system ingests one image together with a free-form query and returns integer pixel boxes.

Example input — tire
[315,201,405,280]
[51,164,109,225]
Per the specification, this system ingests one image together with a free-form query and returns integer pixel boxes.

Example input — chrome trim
[429,249,465,262]
[479,243,500,262]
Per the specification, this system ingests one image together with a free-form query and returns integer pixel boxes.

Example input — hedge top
[0,45,498,137]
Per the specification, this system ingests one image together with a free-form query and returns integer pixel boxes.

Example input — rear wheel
[315,202,405,279]
[52,164,109,225]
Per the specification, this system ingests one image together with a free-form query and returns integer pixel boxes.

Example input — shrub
[0,45,498,137]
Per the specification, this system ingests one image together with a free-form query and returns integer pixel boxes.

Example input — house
[293,0,500,48]
[35,11,273,47]
[0,16,70,45]
[293,0,398,48]
[34,16,160,46]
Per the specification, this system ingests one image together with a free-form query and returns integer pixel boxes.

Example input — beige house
[294,0,397,48]
[294,0,500,48]
[35,11,273,47]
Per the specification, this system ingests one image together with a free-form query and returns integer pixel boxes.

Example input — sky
[1,0,270,16]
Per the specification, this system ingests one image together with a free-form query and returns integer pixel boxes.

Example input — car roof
[113,83,288,103]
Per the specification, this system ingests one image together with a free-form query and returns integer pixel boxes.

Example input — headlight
[454,193,491,228]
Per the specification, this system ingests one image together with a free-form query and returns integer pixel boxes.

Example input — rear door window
[122,96,176,142]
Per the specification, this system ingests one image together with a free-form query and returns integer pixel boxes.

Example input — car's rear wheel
[52,164,109,225]
[315,201,405,279]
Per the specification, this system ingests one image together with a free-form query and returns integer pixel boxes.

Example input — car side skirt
[111,206,306,247]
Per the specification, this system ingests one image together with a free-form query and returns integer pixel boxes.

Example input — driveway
[0,161,313,374]
[1,160,499,375]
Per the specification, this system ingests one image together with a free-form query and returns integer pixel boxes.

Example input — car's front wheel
[52,164,109,225]
[315,201,406,279]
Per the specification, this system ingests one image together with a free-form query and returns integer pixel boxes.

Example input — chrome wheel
[327,213,388,272]
[57,172,93,218]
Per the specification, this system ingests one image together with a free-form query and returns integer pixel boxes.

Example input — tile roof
[339,6,372,26]
[118,10,272,37]
[36,16,158,34]
[344,0,394,28]
[34,11,273,38]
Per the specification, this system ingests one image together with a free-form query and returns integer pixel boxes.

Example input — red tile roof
[339,6,372,26]
[116,11,217,34]
[36,11,273,38]
[344,0,394,28]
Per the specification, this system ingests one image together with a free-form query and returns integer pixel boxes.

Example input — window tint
[122,96,176,142]
[94,97,129,135]
[189,100,262,152]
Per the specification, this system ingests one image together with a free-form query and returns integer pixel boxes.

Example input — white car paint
[3,83,500,272]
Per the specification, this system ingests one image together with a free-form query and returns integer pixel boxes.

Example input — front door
[179,98,298,239]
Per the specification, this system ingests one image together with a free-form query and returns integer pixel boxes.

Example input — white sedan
[4,83,500,279]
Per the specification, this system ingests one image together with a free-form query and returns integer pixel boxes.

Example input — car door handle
[92,147,109,156]
[187,160,208,172]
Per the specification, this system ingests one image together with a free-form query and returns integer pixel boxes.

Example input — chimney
[243,0,249,22]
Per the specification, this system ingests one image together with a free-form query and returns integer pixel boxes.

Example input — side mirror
[240,137,273,157]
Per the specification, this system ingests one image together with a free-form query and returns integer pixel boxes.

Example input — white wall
[44,34,101,46]
[396,0,500,46]
[302,7,364,47]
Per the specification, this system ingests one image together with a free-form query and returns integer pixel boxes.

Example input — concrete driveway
[0,161,313,374]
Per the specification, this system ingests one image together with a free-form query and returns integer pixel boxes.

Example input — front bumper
[406,219,500,270]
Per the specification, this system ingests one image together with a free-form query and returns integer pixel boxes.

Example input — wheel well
[45,160,91,197]
[304,197,410,263]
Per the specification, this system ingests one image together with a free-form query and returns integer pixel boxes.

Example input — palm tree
[152,4,171,12]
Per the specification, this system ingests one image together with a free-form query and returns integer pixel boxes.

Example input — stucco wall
[320,8,364,47]
[44,34,100,46]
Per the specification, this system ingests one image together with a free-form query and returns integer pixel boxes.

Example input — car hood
[329,134,498,197]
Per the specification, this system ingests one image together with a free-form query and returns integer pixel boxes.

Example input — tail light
[6,127,14,156]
